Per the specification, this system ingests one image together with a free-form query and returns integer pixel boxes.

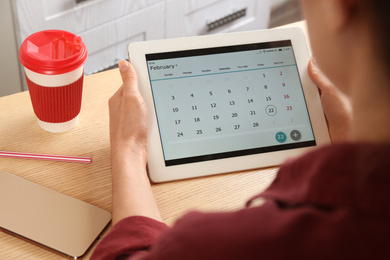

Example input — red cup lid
[19,30,88,75]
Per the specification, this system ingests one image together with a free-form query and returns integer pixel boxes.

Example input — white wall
[0,0,23,97]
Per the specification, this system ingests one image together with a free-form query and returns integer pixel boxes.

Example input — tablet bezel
[128,27,330,183]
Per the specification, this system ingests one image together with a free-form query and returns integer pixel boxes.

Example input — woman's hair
[363,0,390,70]
[366,1,390,29]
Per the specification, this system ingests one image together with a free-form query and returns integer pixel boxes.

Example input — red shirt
[91,143,390,259]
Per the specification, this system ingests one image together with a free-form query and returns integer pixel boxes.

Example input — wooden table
[0,67,278,259]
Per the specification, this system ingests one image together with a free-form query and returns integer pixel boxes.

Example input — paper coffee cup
[19,30,88,133]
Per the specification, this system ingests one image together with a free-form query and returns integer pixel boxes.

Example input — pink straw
[0,151,92,163]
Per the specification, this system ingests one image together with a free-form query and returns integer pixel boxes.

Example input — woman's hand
[109,60,161,225]
[109,60,149,163]
[308,58,352,143]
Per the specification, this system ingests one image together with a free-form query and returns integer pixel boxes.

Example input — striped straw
[0,151,92,163]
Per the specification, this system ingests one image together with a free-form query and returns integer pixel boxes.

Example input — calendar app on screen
[145,40,316,166]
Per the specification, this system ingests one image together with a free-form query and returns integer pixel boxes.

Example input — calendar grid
[146,40,316,165]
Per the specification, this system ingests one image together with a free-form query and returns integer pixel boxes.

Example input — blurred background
[1,0,302,97]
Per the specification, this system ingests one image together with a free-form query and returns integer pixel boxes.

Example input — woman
[92,0,390,259]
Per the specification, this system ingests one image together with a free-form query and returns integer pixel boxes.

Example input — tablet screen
[146,40,316,166]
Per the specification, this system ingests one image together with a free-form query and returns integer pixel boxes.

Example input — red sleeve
[91,216,169,260]
[138,202,387,260]
[91,201,386,260]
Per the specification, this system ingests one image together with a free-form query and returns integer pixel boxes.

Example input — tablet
[128,27,330,183]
